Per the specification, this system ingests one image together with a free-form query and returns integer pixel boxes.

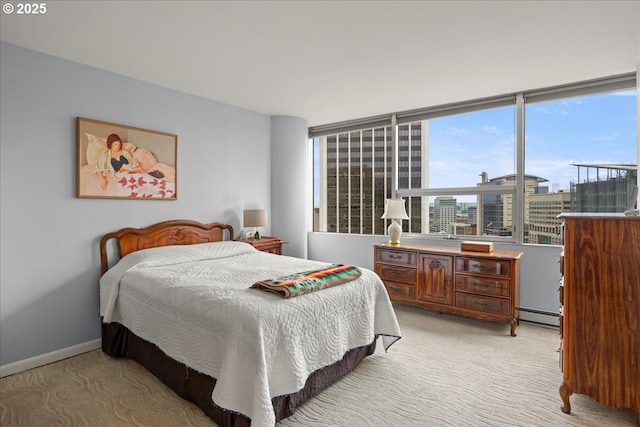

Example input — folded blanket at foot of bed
[251,264,362,298]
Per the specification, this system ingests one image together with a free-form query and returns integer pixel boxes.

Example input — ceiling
[1,1,638,127]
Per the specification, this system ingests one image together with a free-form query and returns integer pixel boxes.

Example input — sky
[314,89,637,207]
[429,89,637,191]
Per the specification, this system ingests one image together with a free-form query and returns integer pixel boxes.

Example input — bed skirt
[101,322,377,426]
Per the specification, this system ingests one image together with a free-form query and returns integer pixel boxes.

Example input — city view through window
[313,86,637,246]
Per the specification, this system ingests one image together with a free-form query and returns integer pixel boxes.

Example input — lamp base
[388,220,403,245]
[254,230,261,240]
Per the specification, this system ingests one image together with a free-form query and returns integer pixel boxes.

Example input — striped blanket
[251,264,362,298]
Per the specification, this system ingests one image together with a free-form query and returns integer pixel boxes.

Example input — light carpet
[1,304,637,426]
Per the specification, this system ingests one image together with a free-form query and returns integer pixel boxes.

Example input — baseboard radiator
[517,306,559,328]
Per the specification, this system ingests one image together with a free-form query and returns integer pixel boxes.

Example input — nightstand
[238,236,288,255]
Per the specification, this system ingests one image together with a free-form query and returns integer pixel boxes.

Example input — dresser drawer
[376,248,416,266]
[455,274,510,297]
[260,246,282,254]
[455,292,511,315]
[455,257,511,278]
[558,313,563,339]
[377,265,417,284]
[558,279,564,305]
[384,280,417,299]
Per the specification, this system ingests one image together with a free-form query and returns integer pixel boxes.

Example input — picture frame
[76,117,178,199]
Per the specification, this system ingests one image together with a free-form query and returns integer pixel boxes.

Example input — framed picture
[77,117,178,199]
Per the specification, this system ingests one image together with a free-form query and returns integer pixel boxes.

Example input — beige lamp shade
[243,209,267,240]
[243,209,268,227]
[381,199,409,220]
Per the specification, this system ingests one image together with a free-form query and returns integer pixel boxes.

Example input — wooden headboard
[100,219,234,275]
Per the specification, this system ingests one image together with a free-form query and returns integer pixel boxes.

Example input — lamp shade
[243,209,268,227]
[381,199,409,220]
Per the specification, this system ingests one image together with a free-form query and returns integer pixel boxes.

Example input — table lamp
[243,209,268,240]
[381,198,409,245]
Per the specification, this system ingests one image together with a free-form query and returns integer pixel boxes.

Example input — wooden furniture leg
[559,381,572,414]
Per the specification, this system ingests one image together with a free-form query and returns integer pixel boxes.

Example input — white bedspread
[100,241,401,426]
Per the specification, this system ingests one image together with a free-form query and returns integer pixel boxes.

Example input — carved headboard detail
[100,220,234,275]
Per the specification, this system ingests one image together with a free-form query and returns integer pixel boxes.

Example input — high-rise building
[433,196,457,233]
[570,163,637,212]
[317,122,427,235]
[319,127,393,234]
[467,205,478,226]
[476,172,547,237]
[528,190,571,244]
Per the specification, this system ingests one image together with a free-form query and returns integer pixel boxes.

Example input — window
[314,126,393,234]
[396,105,516,239]
[311,73,637,246]
[524,83,637,244]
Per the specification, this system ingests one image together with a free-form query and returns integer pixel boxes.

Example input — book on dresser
[558,213,640,426]
[373,242,523,336]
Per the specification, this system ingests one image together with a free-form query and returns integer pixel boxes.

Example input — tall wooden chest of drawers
[558,214,639,425]
[374,243,523,336]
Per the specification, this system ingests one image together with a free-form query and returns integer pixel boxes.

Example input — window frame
[309,72,637,245]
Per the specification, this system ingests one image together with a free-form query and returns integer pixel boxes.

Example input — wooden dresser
[374,243,523,336]
[558,214,639,425]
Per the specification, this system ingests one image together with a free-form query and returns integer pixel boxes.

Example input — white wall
[271,116,309,258]
[0,42,276,366]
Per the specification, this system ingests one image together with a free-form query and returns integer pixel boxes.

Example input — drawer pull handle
[469,263,504,274]
[472,281,490,288]
[389,254,403,260]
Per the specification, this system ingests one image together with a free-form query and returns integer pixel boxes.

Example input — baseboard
[518,307,559,328]
[0,339,101,378]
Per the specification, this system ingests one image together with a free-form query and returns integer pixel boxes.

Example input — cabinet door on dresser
[417,253,453,306]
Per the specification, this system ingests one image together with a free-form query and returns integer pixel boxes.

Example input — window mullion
[391,115,398,198]
[515,93,525,244]
[371,131,376,235]
[398,186,516,196]
[360,130,364,235]
[335,136,339,233]
[347,132,351,233]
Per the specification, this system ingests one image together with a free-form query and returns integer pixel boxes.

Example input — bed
[99,220,401,426]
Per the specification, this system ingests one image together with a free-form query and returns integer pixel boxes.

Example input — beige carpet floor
[1,304,637,426]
